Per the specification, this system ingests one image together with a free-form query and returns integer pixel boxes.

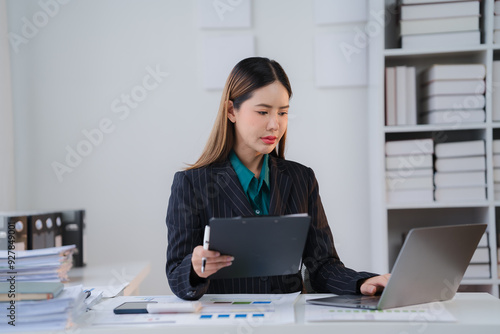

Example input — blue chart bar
[217,314,230,318]
[253,314,265,317]
[235,314,247,318]
[200,315,212,319]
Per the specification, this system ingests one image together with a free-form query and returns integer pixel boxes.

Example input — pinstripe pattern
[165,156,376,300]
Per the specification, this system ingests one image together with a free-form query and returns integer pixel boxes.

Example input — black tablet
[207,214,311,279]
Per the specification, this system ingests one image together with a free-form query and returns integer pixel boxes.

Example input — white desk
[73,293,500,334]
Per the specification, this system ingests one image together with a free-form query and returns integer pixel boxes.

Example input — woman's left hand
[360,273,391,296]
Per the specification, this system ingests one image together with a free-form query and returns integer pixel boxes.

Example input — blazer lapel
[269,156,291,216]
[214,162,254,217]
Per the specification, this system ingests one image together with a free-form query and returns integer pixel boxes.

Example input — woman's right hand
[191,245,234,278]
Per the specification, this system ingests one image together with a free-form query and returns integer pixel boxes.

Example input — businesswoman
[166,57,389,300]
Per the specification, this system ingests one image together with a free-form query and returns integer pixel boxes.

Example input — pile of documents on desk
[0,245,76,282]
[0,284,87,332]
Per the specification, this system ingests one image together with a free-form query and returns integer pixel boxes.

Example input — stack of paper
[0,285,87,332]
[385,139,434,204]
[464,232,491,279]
[0,245,76,283]
[493,62,500,121]
[385,66,417,126]
[420,64,486,125]
[399,0,481,49]
[434,140,486,202]
[495,1,500,44]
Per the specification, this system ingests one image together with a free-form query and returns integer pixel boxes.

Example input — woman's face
[228,81,289,159]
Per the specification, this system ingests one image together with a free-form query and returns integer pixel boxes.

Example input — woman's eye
[257,111,267,115]
[278,111,288,116]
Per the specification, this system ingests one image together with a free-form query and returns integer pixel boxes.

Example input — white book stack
[493,61,500,121]
[385,138,434,204]
[420,64,486,125]
[464,232,491,279]
[385,66,417,126]
[400,0,481,49]
[493,140,500,200]
[495,1,500,44]
[434,140,486,202]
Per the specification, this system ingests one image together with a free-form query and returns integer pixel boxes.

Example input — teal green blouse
[229,151,270,216]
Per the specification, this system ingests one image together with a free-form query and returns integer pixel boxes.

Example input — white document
[89,293,300,326]
[314,0,367,24]
[314,32,367,87]
[197,0,252,28]
[202,34,255,90]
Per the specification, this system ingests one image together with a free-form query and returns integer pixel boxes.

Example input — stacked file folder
[385,138,434,204]
[420,64,486,125]
[464,232,491,279]
[0,245,76,283]
[434,140,486,202]
[0,285,87,332]
[399,0,481,49]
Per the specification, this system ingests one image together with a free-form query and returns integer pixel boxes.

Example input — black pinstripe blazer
[165,156,376,300]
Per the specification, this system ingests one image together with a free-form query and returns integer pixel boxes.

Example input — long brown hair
[187,57,292,170]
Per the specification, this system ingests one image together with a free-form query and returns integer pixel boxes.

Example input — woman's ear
[227,100,236,123]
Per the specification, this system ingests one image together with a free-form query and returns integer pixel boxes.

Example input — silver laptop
[307,223,487,310]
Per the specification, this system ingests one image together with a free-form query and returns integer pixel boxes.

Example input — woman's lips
[261,136,277,144]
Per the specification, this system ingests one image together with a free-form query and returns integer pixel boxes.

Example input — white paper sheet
[89,292,300,326]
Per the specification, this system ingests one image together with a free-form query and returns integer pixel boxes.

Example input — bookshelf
[369,0,500,297]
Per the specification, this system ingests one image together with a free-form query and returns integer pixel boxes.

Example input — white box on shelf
[435,156,486,172]
[420,110,485,124]
[470,247,491,263]
[494,169,500,182]
[493,140,500,154]
[435,140,485,158]
[434,186,486,202]
[406,67,417,125]
[422,80,485,97]
[396,66,407,125]
[385,139,434,156]
[385,154,433,170]
[434,171,485,188]
[493,155,500,167]
[385,67,397,126]
[421,64,486,83]
[386,169,433,179]
[400,1,480,21]
[401,31,480,50]
[422,95,485,111]
[464,264,491,279]
[400,16,479,36]
[386,189,434,204]
[385,176,434,191]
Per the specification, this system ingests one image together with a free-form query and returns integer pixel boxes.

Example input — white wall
[6,0,373,294]
[0,0,15,211]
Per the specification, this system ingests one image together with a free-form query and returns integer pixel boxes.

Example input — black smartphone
[113,301,158,314]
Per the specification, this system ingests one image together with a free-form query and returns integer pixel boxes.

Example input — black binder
[62,210,86,267]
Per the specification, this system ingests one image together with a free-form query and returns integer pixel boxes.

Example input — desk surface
[75,293,499,334]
